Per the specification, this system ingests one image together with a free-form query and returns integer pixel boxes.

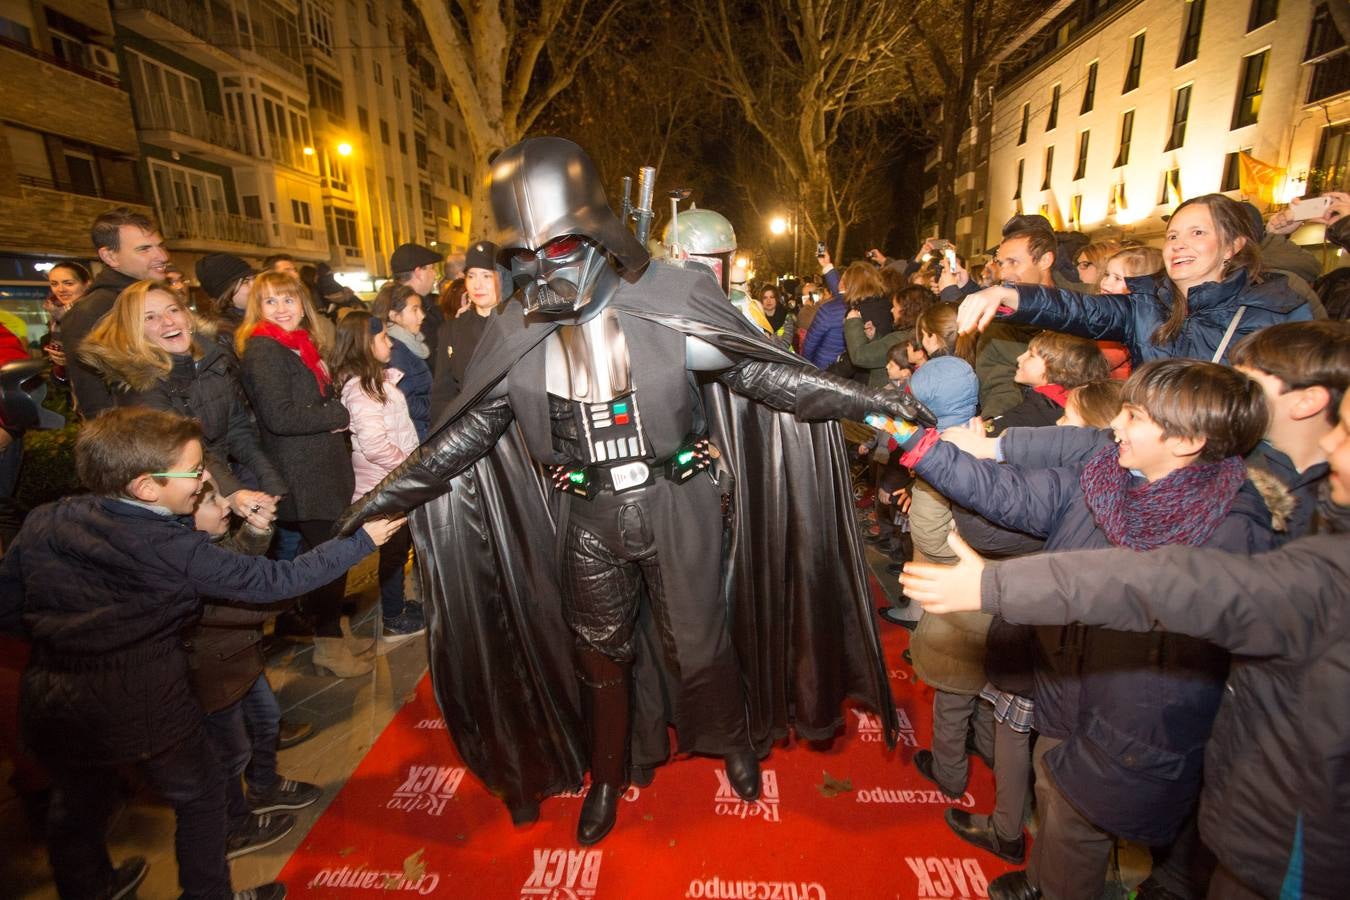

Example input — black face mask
[509,235,615,317]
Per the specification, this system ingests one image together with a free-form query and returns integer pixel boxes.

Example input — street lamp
[336,141,354,157]
[769,216,788,236]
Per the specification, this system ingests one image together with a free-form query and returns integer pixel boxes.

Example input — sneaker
[226,813,296,859]
[382,605,426,640]
[247,777,322,814]
[107,856,148,900]
[233,883,287,900]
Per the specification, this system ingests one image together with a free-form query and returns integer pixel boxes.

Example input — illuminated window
[1081,61,1098,114]
[1114,110,1134,167]
[1074,131,1090,180]
[1232,49,1268,129]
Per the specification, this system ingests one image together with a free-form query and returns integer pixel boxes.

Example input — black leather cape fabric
[406,262,899,823]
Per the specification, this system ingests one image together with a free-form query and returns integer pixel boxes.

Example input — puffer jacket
[914,439,1277,844]
[982,522,1350,900]
[801,298,848,370]
[387,335,432,441]
[83,336,285,498]
[238,335,353,522]
[0,496,375,764]
[910,608,990,695]
[1008,267,1311,364]
[341,369,419,499]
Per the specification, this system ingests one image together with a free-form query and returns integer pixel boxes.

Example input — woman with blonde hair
[236,272,364,676]
[79,278,283,524]
[1072,240,1122,290]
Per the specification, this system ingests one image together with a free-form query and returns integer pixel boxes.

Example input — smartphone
[943,248,958,273]
[1289,196,1333,221]
[816,241,826,258]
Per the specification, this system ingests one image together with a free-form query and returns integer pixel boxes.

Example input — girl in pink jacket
[332,311,425,639]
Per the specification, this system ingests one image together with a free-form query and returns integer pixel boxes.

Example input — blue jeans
[241,674,281,795]
[48,729,231,899]
[204,675,281,831]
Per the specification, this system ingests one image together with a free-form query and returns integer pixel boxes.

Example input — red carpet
[278,584,1018,899]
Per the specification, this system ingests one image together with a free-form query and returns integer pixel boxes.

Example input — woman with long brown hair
[957,194,1312,364]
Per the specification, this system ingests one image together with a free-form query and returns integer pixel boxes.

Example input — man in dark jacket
[61,208,171,418]
[902,385,1350,900]
[390,241,446,373]
[0,408,398,900]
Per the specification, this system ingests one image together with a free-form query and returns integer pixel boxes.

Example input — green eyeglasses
[149,464,206,479]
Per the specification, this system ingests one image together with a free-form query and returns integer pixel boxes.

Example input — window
[1159,167,1181,206]
[411,83,424,117]
[1306,4,1350,104]
[1114,110,1134,167]
[352,52,362,75]
[398,131,407,154]
[326,205,359,248]
[305,65,345,121]
[124,52,206,135]
[63,150,100,196]
[1074,130,1090,180]
[1166,84,1192,151]
[373,62,383,85]
[0,15,33,46]
[148,159,228,228]
[1013,159,1024,200]
[306,4,333,55]
[1041,146,1054,190]
[444,120,456,147]
[1017,103,1029,145]
[4,126,51,181]
[1247,0,1278,31]
[1221,148,1251,192]
[461,173,471,194]
[358,106,369,132]
[365,0,376,25]
[291,198,311,225]
[48,29,85,68]
[451,204,463,229]
[393,77,401,100]
[1070,194,1083,229]
[1123,32,1145,93]
[1081,61,1098,113]
[379,119,390,145]
[418,180,433,213]
[1310,125,1349,194]
[1177,0,1204,66]
[414,133,428,170]
[1232,49,1268,129]
[1046,84,1060,131]
[1108,181,1127,217]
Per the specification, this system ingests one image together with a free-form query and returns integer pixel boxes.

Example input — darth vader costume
[342,138,933,843]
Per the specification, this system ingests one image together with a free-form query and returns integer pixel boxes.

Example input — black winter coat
[915,439,1276,844]
[95,339,285,498]
[0,497,374,764]
[61,267,136,417]
[238,336,353,522]
[983,528,1350,900]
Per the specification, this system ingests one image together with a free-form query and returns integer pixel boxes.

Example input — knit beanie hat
[195,253,253,301]
[909,355,979,429]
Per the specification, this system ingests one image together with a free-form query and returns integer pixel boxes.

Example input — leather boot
[723,750,761,801]
[575,649,631,845]
[312,637,374,678]
[944,808,1025,863]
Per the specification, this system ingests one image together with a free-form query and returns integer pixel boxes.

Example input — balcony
[112,0,304,84]
[264,139,320,175]
[160,207,269,248]
[18,174,144,205]
[924,147,943,173]
[923,184,939,209]
[134,92,249,155]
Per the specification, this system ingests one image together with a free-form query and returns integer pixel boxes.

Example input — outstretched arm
[337,394,515,534]
[716,357,936,427]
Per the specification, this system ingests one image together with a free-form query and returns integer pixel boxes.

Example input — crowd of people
[0,208,504,899]
[0,184,1347,900]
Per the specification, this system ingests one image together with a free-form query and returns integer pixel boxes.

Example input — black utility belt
[554,443,711,499]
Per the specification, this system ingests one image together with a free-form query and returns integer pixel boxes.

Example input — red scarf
[1033,383,1070,408]
[251,321,331,393]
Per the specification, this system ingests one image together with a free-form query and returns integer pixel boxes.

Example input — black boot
[575,649,631,846]
[723,750,761,801]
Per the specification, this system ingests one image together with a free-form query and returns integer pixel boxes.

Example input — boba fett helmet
[664,206,736,294]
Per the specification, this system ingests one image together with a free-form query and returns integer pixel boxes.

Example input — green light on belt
[677,450,695,465]
[612,402,628,413]
[568,471,586,484]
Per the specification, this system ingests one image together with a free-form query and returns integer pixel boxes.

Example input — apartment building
[0,0,152,324]
[970,0,1349,251]
[299,0,476,289]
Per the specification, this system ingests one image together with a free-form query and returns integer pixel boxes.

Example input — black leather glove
[720,360,937,428]
[336,396,515,536]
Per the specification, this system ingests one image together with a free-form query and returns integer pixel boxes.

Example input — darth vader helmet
[490,137,649,316]
[0,358,64,431]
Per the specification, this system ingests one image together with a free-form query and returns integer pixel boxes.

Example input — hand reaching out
[900,531,985,614]
[361,516,408,547]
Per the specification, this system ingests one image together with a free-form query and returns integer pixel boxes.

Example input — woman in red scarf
[236,272,365,677]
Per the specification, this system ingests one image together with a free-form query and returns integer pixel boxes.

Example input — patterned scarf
[1081,444,1247,551]
[252,321,331,393]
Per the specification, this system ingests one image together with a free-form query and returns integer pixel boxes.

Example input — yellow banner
[1238,152,1284,205]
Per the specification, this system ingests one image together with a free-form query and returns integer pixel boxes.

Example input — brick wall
[0,47,138,153]
[0,185,151,257]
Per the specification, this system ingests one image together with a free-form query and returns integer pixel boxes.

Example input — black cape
[408,262,899,822]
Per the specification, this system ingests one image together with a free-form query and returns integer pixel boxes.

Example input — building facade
[963,0,1349,256]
